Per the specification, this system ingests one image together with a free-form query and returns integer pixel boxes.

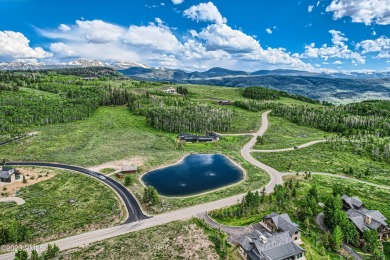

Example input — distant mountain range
[119,66,390,104]
[1,60,389,103]
[0,59,150,71]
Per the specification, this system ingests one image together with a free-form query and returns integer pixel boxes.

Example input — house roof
[0,168,14,179]
[240,231,305,260]
[122,165,137,171]
[347,208,388,233]
[342,195,364,209]
[264,213,299,237]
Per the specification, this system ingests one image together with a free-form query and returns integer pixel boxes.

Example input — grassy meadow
[254,142,390,186]
[253,116,329,150]
[0,170,123,244]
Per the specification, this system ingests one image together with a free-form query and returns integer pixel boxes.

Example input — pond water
[141,154,244,197]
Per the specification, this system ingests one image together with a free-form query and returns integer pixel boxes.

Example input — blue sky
[0,0,389,72]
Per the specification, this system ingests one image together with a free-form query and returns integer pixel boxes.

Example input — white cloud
[0,30,52,62]
[37,7,314,72]
[198,23,260,53]
[308,5,314,13]
[58,24,71,32]
[326,0,390,25]
[333,60,343,64]
[183,2,227,24]
[301,30,365,64]
[266,28,273,34]
[356,36,390,59]
[171,0,184,4]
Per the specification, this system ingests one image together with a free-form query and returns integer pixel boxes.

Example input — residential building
[216,100,233,106]
[0,166,17,184]
[178,132,219,143]
[122,165,138,174]
[239,230,305,260]
[262,213,302,242]
[162,88,177,94]
[342,195,390,240]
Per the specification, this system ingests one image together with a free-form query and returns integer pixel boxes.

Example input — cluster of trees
[176,86,189,96]
[124,175,135,186]
[324,193,383,258]
[129,95,235,133]
[0,220,31,245]
[14,243,59,260]
[0,73,135,135]
[242,86,328,105]
[243,87,281,100]
[143,186,160,205]
[327,135,390,163]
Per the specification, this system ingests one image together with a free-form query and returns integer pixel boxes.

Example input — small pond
[141,154,244,197]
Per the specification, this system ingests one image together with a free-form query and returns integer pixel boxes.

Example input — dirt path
[251,140,326,153]
[0,197,25,205]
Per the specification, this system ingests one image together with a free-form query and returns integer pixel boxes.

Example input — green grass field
[0,170,122,244]
[253,116,329,150]
[253,142,390,185]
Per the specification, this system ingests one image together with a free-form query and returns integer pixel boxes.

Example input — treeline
[0,74,134,135]
[242,86,329,105]
[129,95,234,133]
[235,100,390,137]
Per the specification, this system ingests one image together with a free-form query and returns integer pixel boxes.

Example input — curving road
[1,110,388,260]
[6,162,149,223]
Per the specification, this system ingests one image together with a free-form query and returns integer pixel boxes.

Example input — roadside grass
[253,142,390,186]
[0,169,123,244]
[61,220,220,260]
[100,168,116,174]
[253,116,329,150]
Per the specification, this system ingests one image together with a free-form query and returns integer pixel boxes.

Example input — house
[122,165,138,174]
[162,88,177,94]
[0,166,17,184]
[239,230,305,260]
[261,213,302,242]
[216,100,233,106]
[342,195,390,240]
[178,133,220,143]
[341,195,364,210]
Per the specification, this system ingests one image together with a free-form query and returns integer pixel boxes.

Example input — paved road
[251,140,326,153]
[0,197,25,205]
[243,110,283,193]
[6,162,149,223]
[283,172,390,190]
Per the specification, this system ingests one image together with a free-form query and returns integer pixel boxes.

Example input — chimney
[260,235,268,244]
[365,215,372,225]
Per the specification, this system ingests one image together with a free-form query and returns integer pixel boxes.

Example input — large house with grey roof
[239,230,305,260]
[239,213,305,260]
[0,166,17,184]
[342,195,390,240]
[261,213,302,242]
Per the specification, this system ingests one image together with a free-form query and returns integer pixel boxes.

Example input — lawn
[0,169,123,244]
[253,116,329,150]
[384,242,390,260]
[61,220,220,260]
[253,142,390,186]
